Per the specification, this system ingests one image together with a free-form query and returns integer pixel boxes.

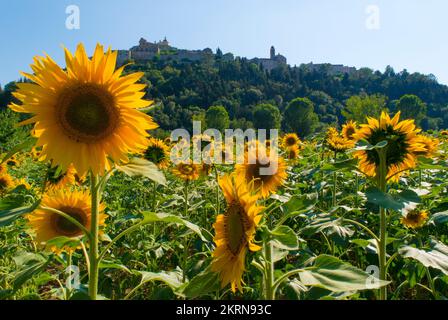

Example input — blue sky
[1,0,448,86]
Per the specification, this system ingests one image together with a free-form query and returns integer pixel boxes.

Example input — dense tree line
[2,52,448,138]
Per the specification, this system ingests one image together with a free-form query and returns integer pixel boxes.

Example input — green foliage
[252,103,281,131]
[283,97,319,137]
[395,94,427,125]
[342,94,387,122]
[205,105,229,131]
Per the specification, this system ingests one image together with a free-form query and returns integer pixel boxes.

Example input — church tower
[270,46,276,59]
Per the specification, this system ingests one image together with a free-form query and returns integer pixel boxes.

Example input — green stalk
[88,173,100,300]
[214,166,220,214]
[377,150,388,300]
[332,151,337,207]
[263,238,275,300]
[182,180,190,282]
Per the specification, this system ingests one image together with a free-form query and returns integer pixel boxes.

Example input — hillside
[2,48,448,136]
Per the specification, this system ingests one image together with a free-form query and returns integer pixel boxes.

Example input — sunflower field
[1,43,448,301]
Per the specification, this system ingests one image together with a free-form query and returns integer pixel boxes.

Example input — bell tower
[270,46,276,59]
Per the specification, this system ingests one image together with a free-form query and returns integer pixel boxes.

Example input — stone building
[251,46,287,71]
[304,62,356,75]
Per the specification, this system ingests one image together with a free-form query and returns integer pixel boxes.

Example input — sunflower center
[179,164,194,175]
[144,146,166,164]
[225,204,247,255]
[365,126,409,167]
[285,137,297,146]
[345,127,355,139]
[57,83,119,143]
[246,159,274,187]
[52,206,87,236]
[0,177,9,189]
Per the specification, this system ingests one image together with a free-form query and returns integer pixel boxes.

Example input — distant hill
[2,40,448,136]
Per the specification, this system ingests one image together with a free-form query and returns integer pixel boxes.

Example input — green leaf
[270,225,299,250]
[299,255,389,292]
[354,139,388,151]
[141,211,206,241]
[12,251,49,291]
[365,187,420,211]
[399,240,448,275]
[46,237,81,251]
[1,137,37,164]
[99,260,132,273]
[284,195,316,214]
[181,270,220,298]
[0,202,39,227]
[416,157,446,170]
[321,158,358,172]
[430,211,448,225]
[117,158,166,186]
[138,269,183,290]
[302,216,354,238]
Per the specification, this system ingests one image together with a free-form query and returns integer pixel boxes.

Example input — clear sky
[1,0,448,86]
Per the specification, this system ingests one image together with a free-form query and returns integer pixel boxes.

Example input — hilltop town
[117,37,356,74]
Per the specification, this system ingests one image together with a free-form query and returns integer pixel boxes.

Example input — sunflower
[27,188,106,252]
[341,120,358,140]
[235,145,287,199]
[327,133,355,153]
[47,164,77,189]
[0,163,8,175]
[211,174,263,293]
[0,173,16,195]
[143,138,170,169]
[281,133,301,149]
[353,111,426,182]
[413,135,439,158]
[172,162,201,181]
[6,156,20,167]
[401,209,428,229]
[440,130,448,137]
[10,43,158,176]
[325,127,339,140]
[286,145,300,163]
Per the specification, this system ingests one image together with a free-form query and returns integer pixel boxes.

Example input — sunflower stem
[88,173,100,300]
[332,151,337,207]
[263,237,275,300]
[214,166,220,215]
[377,149,388,300]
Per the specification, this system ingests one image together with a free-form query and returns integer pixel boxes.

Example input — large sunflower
[27,188,106,252]
[353,111,426,182]
[143,138,170,169]
[10,43,158,175]
[235,144,287,199]
[211,174,263,293]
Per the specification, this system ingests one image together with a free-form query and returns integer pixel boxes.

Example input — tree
[342,94,387,122]
[205,105,230,132]
[252,103,281,132]
[395,94,427,125]
[283,98,319,137]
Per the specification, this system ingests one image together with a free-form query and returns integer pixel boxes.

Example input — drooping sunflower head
[286,145,300,163]
[440,129,448,137]
[10,43,158,176]
[281,133,301,149]
[211,174,263,293]
[352,111,426,182]
[47,164,77,189]
[235,145,287,199]
[6,156,20,167]
[327,133,355,153]
[341,120,358,140]
[143,138,170,169]
[412,135,439,158]
[27,188,106,252]
[0,173,16,194]
[172,162,201,181]
[325,127,339,140]
[401,209,428,229]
